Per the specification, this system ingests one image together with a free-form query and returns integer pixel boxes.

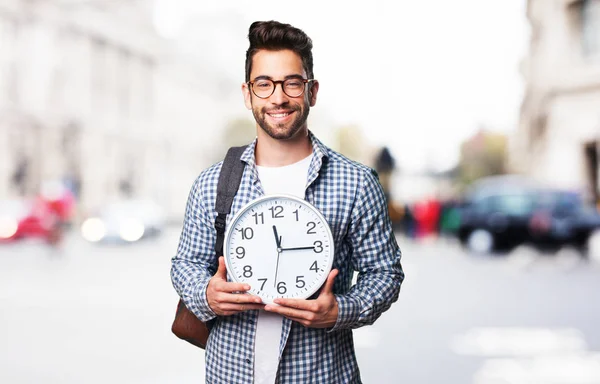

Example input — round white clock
[224,194,334,304]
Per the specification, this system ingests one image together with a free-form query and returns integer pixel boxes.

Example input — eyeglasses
[248,78,315,99]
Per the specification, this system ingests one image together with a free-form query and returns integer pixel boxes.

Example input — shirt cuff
[329,294,361,332]
[192,278,217,322]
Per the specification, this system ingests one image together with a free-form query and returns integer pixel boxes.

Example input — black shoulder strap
[214,145,247,256]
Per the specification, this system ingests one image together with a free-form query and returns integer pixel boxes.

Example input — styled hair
[245,21,314,82]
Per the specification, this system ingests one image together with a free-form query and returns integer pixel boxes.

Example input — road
[1,229,600,383]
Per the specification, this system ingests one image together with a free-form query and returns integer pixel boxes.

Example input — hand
[206,257,264,316]
[273,225,282,287]
[264,269,339,328]
[272,225,282,249]
[280,246,315,251]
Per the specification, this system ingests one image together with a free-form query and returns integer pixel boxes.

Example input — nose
[269,82,289,105]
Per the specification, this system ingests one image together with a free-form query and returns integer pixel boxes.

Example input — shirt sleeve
[331,169,404,331]
[170,175,218,322]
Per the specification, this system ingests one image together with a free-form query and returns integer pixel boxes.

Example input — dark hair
[245,21,314,82]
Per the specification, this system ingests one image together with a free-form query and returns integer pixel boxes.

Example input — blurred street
[2,229,600,384]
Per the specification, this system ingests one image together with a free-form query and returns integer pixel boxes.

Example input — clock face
[224,194,334,304]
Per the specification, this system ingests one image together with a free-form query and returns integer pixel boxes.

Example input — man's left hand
[264,269,339,328]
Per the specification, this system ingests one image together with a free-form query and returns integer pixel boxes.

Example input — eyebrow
[252,74,305,81]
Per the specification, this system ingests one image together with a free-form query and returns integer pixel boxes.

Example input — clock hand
[272,225,282,250]
[280,246,315,251]
[273,248,281,288]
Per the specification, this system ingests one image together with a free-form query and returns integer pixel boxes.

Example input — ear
[242,82,252,110]
[308,80,319,107]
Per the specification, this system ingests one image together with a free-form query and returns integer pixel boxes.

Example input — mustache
[262,105,301,114]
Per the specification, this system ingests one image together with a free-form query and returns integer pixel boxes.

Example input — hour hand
[272,225,282,249]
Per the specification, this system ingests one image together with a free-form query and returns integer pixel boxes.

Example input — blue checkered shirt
[171,132,404,384]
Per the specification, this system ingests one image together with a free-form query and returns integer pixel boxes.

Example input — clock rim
[223,193,335,304]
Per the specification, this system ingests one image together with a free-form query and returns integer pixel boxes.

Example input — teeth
[269,113,290,118]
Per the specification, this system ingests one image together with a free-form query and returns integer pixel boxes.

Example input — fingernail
[244,285,251,290]
[264,305,272,311]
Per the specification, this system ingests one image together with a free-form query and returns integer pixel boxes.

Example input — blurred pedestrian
[170,20,404,384]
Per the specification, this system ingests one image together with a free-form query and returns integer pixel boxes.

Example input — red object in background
[42,191,75,222]
[0,187,74,244]
[0,199,55,242]
[413,198,442,238]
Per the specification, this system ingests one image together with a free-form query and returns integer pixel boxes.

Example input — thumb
[215,256,227,279]
[320,269,338,295]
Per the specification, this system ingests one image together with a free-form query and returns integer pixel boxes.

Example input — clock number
[295,276,305,288]
[252,212,264,225]
[313,241,323,253]
[306,222,316,234]
[293,209,299,221]
[243,265,253,278]
[310,261,319,273]
[238,227,254,240]
[269,205,284,219]
[277,281,287,294]
[235,246,245,259]
[258,278,267,290]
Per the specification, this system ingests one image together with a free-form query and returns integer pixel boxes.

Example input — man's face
[242,49,319,141]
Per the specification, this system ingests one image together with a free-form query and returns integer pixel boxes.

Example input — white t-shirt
[253,153,313,384]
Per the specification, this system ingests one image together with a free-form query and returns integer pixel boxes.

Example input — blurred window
[473,196,494,214]
[492,194,535,216]
[537,191,582,214]
[582,0,600,58]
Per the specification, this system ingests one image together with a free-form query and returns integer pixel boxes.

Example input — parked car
[0,199,60,243]
[80,199,166,244]
[456,175,600,255]
[529,189,600,250]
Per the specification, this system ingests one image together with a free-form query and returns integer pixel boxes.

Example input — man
[171,20,404,384]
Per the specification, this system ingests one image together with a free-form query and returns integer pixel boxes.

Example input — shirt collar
[240,130,329,172]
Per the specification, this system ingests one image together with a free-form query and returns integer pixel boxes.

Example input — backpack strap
[214,145,247,256]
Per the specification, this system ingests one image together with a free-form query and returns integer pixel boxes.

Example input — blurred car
[80,199,166,243]
[456,175,600,255]
[0,199,60,243]
[529,189,600,250]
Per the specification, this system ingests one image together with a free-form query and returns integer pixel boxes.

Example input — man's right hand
[207,256,265,316]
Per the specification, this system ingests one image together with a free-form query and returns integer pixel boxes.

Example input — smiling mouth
[267,111,294,118]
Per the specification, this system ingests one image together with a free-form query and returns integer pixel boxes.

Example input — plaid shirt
[171,132,404,384]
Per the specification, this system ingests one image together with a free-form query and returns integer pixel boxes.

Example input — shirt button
[245,359,251,364]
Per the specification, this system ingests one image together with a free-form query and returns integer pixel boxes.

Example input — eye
[285,80,303,88]
[255,80,272,89]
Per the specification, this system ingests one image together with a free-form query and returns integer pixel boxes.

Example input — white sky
[154,0,529,173]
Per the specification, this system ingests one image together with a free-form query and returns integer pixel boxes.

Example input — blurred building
[0,0,228,219]
[512,0,600,203]
[460,128,508,186]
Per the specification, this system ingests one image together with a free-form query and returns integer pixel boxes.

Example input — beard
[252,102,310,141]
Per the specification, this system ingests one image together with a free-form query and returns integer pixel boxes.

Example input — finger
[217,292,263,304]
[216,282,253,294]
[215,256,227,279]
[272,298,316,311]
[264,304,312,320]
[220,303,266,312]
[320,269,338,294]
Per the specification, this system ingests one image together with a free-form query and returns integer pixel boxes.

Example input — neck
[255,128,312,167]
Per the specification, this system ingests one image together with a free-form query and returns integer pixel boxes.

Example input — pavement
[1,229,600,383]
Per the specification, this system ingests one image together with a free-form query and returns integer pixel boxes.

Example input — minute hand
[280,246,315,251]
